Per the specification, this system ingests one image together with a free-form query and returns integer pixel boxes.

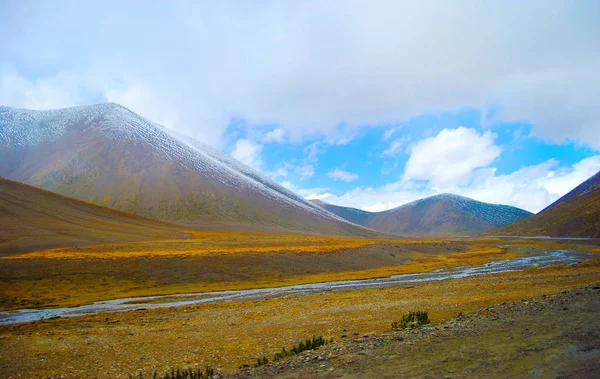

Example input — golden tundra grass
[0,235,518,310]
[2,231,443,260]
[1,258,599,379]
[2,234,596,311]
[4,233,585,261]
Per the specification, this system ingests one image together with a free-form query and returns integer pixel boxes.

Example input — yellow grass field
[1,227,599,378]
[0,233,526,311]
[2,231,444,260]
[1,234,597,311]
[2,258,599,378]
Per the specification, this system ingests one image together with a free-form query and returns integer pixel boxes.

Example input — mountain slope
[0,177,184,255]
[0,103,373,236]
[490,171,600,238]
[310,199,373,226]
[312,194,533,234]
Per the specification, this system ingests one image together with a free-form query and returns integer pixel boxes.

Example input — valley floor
[232,284,600,379]
[1,255,599,378]
[0,236,504,311]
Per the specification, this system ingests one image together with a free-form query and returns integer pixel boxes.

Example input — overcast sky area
[1,1,599,213]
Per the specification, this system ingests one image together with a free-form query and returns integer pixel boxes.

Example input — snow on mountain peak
[389,192,532,227]
[0,103,346,223]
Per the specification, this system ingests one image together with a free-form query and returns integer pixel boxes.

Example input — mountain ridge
[0,103,374,236]
[311,194,532,234]
[309,199,373,226]
[489,171,600,238]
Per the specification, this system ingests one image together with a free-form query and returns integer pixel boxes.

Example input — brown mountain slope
[312,194,532,235]
[309,199,373,226]
[0,104,374,237]
[0,177,184,255]
[490,171,600,238]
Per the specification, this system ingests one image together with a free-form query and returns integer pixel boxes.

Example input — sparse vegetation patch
[392,310,430,330]
[128,366,214,379]
[255,335,332,367]
[2,260,600,377]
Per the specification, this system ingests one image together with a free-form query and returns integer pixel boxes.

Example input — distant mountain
[0,103,373,236]
[310,199,373,226]
[490,171,600,238]
[0,177,183,255]
[312,194,533,235]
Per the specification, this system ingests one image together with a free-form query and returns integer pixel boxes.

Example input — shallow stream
[0,249,593,324]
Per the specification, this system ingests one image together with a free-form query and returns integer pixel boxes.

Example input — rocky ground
[230,284,600,378]
[3,260,599,378]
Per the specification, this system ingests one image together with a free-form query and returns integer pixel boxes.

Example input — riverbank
[231,283,600,378]
[1,248,592,324]
[2,257,599,378]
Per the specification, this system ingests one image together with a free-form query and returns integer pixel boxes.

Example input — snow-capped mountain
[0,103,371,235]
[312,194,533,235]
[491,171,600,238]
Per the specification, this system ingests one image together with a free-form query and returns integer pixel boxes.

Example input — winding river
[0,249,594,325]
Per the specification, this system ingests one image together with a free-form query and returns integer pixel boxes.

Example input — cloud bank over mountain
[1,1,598,213]
[2,1,598,147]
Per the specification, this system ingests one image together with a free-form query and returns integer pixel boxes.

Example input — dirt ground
[233,284,600,378]
[1,258,599,379]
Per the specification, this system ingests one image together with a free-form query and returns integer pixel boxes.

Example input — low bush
[128,366,214,379]
[392,310,430,330]
[255,335,333,367]
[255,356,269,367]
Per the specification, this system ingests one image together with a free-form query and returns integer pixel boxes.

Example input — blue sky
[225,107,599,213]
[1,1,599,213]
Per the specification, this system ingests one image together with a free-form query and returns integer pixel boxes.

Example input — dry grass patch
[2,232,393,260]
[1,259,599,379]
[0,242,512,310]
[2,228,453,260]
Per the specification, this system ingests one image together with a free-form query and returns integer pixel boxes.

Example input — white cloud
[328,168,359,182]
[0,68,83,110]
[300,181,433,212]
[317,155,600,213]
[403,127,501,186]
[279,180,330,198]
[279,181,294,190]
[381,137,409,156]
[2,1,598,148]
[264,128,286,143]
[268,166,289,179]
[305,192,335,200]
[383,128,396,141]
[456,156,600,212]
[295,165,315,179]
[104,77,181,131]
[304,143,321,162]
[231,139,263,169]
[491,62,600,148]
[267,163,314,180]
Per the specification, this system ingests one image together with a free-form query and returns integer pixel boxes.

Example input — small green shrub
[392,310,430,330]
[128,365,214,379]
[254,356,269,367]
[289,335,328,356]
[254,335,332,367]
